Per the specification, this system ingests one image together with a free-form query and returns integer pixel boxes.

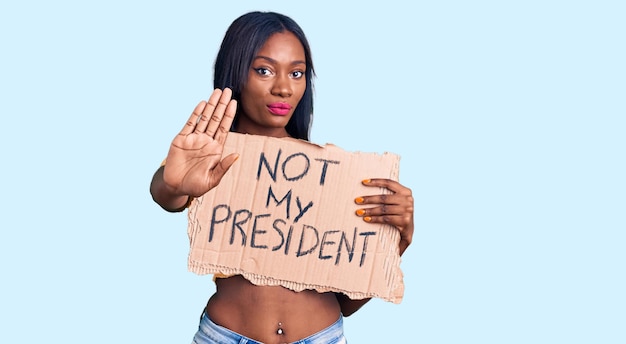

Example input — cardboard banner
[187,133,404,303]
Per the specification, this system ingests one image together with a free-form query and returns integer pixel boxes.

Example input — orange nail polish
[364,216,372,222]
[355,197,364,204]
[356,209,365,216]
[362,179,371,184]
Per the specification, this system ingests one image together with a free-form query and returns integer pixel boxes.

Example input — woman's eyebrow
[254,55,306,66]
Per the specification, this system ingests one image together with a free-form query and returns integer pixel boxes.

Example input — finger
[180,101,207,135]
[214,98,237,145]
[361,214,406,227]
[355,204,405,217]
[195,89,223,133]
[205,88,233,137]
[362,178,411,195]
[207,153,239,189]
[360,212,413,229]
[355,193,406,206]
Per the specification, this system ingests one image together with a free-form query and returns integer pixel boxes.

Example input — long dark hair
[213,11,315,141]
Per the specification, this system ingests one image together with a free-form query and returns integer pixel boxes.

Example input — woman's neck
[234,125,290,138]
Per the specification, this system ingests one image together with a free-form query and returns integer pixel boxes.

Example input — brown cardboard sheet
[187,132,404,303]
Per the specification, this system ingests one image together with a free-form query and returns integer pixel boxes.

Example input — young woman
[150,11,414,344]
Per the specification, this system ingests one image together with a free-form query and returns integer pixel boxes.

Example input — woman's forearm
[150,166,190,212]
[335,293,371,317]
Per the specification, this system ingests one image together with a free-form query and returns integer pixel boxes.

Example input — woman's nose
[271,74,293,97]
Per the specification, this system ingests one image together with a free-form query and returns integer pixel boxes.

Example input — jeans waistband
[195,312,346,344]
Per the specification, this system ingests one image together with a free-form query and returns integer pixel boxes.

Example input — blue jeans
[192,312,347,344]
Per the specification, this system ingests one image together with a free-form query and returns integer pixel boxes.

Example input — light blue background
[1,1,624,343]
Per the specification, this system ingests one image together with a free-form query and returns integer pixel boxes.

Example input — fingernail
[355,197,364,204]
[356,209,365,216]
[364,216,372,222]
[362,179,371,184]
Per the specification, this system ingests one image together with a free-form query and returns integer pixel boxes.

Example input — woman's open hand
[163,88,238,198]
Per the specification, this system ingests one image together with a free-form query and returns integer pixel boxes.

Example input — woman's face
[237,31,307,138]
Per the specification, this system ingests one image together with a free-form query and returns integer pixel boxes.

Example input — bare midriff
[205,275,341,344]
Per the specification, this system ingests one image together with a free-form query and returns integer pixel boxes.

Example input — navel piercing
[277,322,284,335]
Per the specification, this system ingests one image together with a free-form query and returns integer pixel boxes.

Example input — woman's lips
[267,103,292,116]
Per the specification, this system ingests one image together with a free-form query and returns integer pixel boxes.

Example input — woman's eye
[291,71,304,79]
[254,68,272,76]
